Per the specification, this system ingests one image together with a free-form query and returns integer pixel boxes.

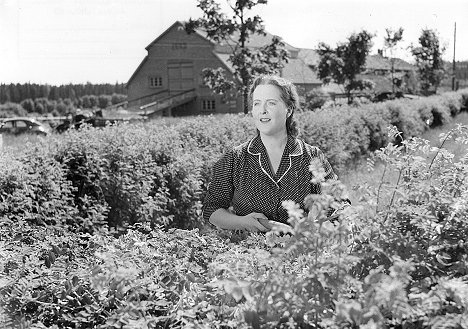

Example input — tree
[384,27,404,93]
[98,95,111,109]
[316,30,374,104]
[185,0,289,113]
[20,99,35,113]
[88,95,98,108]
[411,29,446,95]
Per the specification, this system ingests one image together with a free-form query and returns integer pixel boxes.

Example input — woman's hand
[242,213,270,232]
[258,218,294,235]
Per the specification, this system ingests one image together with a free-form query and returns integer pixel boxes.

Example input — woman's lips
[260,118,271,122]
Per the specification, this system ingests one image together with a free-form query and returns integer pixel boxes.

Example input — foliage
[304,88,329,111]
[185,0,289,113]
[0,94,127,118]
[411,29,446,95]
[316,30,375,104]
[1,90,466,237]
[0,82,126,104]
[0,102,27,118]
[2,122,468,328]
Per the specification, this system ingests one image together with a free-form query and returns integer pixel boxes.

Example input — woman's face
[251,84,289,137]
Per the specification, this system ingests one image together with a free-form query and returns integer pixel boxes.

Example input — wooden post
[452,22,457,91]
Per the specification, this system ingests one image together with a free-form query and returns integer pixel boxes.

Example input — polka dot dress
[203,135,338,223]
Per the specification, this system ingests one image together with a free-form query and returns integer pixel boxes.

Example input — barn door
[168,62,194,92]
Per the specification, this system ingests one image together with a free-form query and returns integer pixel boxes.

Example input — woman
[203,75,339,232]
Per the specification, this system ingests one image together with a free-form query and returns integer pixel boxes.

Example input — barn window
[201,99,216,112]
[149,76,163,88]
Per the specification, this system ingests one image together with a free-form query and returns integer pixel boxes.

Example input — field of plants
[1,89,468,328]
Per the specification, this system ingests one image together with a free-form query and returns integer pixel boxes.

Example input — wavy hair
[248,75,300,137]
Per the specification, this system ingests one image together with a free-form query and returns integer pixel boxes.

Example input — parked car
[0,117,50,136]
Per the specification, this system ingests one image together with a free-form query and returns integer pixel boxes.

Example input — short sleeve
[202,150,235,222]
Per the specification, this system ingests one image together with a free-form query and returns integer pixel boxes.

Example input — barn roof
[145,21,213,50]
[127,56,148,86]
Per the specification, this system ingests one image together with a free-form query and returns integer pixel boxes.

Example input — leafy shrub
[2,124,468,328]
[0,145,104,231]
[1,90,466,235]
[0,102,27,117]
[354,102,392,151]
[459,88,468,110]
[304,88,329,110]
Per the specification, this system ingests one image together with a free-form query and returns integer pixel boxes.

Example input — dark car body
[0,118,50,136]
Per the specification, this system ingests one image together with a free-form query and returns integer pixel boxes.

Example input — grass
[341,111,468,206]
[417,111,468,160]
[0,133,46,151]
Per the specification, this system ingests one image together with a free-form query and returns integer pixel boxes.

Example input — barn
[126,21,321,117]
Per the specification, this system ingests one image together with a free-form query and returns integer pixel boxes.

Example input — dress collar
[247,135,303,186]
[247,134,303,157]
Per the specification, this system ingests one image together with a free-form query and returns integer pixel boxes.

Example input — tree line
[0,93,128,118]
[0,82,126,104]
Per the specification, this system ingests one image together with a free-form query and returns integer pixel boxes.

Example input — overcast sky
[1,0,467,85]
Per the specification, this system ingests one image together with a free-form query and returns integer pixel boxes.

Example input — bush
[0,102,27,117]
[0,89,466,235]
[20,98,35,113]
[459,88,468,110]
[304,88,329,110]
[1,124,468,328]
[0,145,104,231]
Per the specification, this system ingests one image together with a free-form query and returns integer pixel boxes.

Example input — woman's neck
[260,131,288,152]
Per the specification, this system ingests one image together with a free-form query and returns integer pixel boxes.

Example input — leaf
[48,250,56,263]
[231,287,244,302]
[436,252,453,266]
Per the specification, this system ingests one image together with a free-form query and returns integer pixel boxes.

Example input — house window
[149,76,163,88]
[201,99,216,112]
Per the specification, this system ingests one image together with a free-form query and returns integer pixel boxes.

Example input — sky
[1,0,467,85]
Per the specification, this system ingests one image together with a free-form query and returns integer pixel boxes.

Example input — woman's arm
[209,209,269,232]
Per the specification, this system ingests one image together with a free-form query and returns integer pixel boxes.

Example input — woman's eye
[267,101,276,107]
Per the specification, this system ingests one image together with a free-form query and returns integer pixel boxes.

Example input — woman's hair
[248,75,300,137]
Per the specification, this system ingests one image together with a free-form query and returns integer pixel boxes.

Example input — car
[0,117,50,136]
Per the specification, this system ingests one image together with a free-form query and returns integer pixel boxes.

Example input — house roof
[358,72,409,93]
[209,30,299,54]
[214,52,320,85]
[281,58,321,84]
[358,74,394,93]
[365,54,415,71]
[213,53,233,72]
[297,48,321,66]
